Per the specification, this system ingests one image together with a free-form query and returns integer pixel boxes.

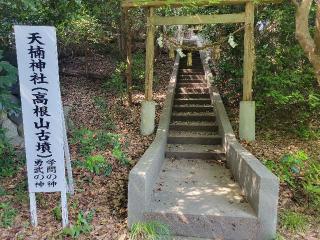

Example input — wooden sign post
[14,25,74,227]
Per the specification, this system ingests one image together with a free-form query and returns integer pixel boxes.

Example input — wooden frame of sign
[14,25,74,228]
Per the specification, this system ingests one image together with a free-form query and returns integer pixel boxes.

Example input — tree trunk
[124,9,133,106]
[314,3,320,55]
[294,0,320,85]
[119,8,127,57]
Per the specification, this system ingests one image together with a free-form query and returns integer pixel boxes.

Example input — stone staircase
[144,52,260,239]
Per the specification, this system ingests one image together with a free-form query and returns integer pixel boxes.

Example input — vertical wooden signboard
[14,25,73,227]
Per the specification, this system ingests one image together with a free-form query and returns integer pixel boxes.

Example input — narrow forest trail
[144,52,259,239]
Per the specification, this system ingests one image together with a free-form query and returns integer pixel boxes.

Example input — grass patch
[280,210,309,232]
[53,204,62,222]
[130,221,171,240]
[84,155,112,176]
[71,128,130,166]
[62,210,95,238]
[0,202,17,228]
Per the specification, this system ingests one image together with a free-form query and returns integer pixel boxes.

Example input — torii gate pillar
[239,2,255,141]
[141,8,156,136]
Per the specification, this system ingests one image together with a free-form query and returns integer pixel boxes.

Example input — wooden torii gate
[122,0,280,141]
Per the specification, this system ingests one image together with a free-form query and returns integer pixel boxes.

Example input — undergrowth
[130,221,171,240]
[71,128,130,175]
[263,151,320,209]
[280,210,309,232]
[62,210,95,238]
[0,202,17,228]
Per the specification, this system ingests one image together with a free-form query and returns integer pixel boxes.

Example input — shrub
[58,13,105,56]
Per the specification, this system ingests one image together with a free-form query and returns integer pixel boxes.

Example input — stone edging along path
[199,46,279,240]
[128,54,180,226]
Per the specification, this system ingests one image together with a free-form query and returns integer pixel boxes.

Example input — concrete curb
[198,47,279,240]
[128,54,180,227]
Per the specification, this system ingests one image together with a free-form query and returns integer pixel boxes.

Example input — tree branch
[294,0,320,85]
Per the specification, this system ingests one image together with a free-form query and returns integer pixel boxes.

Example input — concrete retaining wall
[198,44,279,240]
[128,55,180,226]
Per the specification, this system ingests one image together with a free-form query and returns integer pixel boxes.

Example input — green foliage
[280,210,309,232]
[274,233,286,240]
[53,204,62,222]
[112,145,130,166]
[0,202,17,228]
[103,51,146,95]
[0,186,6,196]
[84,155,112,176]
[130,221,171,240]
[58,12,105,55]
[71,128,130,166]
[132,51,146,89]
[263,151,320,209]
[303,162,320,208]
[0,129,20,178]
[13,178,28,204]
[62,210,94,238]
[0,50,18,112]
[103,62,126,96]
[295,125,320,140]
[201,3,320,128]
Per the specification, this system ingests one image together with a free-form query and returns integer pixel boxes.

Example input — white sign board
[15,26,66,193]
[15,25,73,227]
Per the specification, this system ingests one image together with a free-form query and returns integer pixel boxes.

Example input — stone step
[175,93,210,99]
[170,122,218,132]
[173,105,213,113]
[179,69,204,74]
[177,83,207,88]
[171,112,215,122]
[179,65,203,68]
[146,159,259,239]
[166,144,225,160]
[179,74,204,78]
[178,80,206,84]
[167,133,222,145]
[179,67,203,71]
[179,77,205,81]
[174,98,211,105]
[176,88,209,94]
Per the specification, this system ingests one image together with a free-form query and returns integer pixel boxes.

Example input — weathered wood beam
[145,8,156,101]
[243,2,255,101]
[154,13,245,25]
[122,0,282,8]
